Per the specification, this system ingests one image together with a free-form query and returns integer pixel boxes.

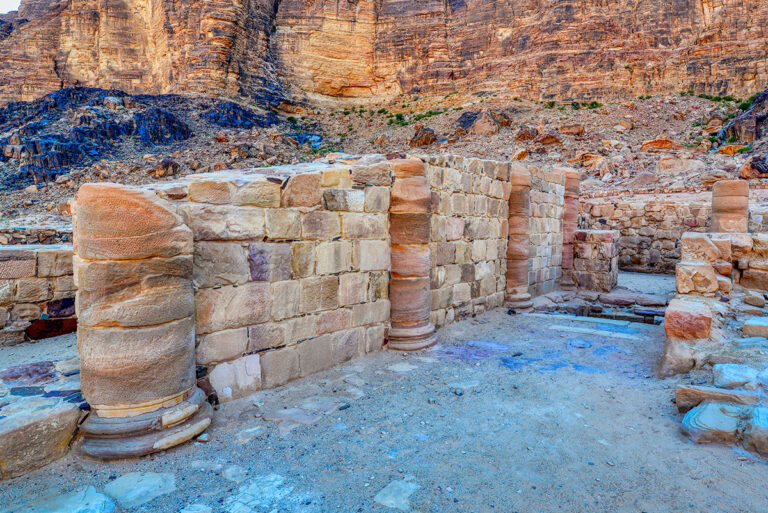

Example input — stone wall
[0,245,75,346]
[573,230,620,293]
[424,155,510,328]
[61,154,573,402]
[0,226,72,245]
[580,195,768,275]
[579,197,712,274]
[149,161,392,401]
[529,166,565,296]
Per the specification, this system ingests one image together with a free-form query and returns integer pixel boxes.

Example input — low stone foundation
[0,245,75,346]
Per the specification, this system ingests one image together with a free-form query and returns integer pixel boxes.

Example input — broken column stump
[711,179,749,233]
[73,183,212,459]
[388,159,437,351]
[505,163,532,309]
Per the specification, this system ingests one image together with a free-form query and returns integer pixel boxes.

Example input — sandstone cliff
[0,0,766,104]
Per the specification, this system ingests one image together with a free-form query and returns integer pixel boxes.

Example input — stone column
[505,163,532,309]
[559,167,580,289]
[74,183,211,459]
[711,179,749,233]
[388,158,437,351]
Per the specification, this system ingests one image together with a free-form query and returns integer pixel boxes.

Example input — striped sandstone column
[560,167,580,289]
[74,183,212,459]
[388,159,437,350]
[506,163,533,309]
[711,179,749,233]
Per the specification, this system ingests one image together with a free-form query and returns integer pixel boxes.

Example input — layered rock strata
[73,183,212,459]
[1,0,767,103]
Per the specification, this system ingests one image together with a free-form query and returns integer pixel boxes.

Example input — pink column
[505,163,533,309]
[560,167,580,289]
[388,158,437,350]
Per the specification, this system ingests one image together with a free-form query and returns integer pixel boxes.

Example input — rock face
[1,0,767,104]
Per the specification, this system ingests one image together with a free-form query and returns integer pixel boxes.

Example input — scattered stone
[263,408,320,426]
[388,362,417,373]
[374,479,420,511]
[566,339,593,349]
[0,397,81,480]
[558,124,584,136]
[11,486,117,513]
[744,290,766,308]
[180,505,212,513]
[236,425,268,444]
[223,474,294,512]
[675,384,768,413]
[222,465,249,484]
[103,472,176,509]
[196,432,210,442]
[713,364,760,390]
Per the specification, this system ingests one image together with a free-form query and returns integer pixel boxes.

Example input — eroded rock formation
[1,0,767,104]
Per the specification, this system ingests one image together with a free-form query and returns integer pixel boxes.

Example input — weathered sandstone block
[676,262,719,294]
[665,298,712,340]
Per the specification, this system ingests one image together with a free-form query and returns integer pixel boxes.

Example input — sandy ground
[2,304,768,512]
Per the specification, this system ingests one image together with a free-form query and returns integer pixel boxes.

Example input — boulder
[534,132,562,145]
[742,406,768,456]
[744,290,766,308]
[640,137,683,152]
[681,401,748,445]
[559,124,585,136]
[409,127,437,148]
[657,157,705,176]
[741,269,768,291]
[468,111,501,136]
[713,363,759,389]
[739,155,768,179]
[515,126,538,141]
[744,317,768,338]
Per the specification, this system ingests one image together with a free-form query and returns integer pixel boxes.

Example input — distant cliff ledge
[0,0,766,105]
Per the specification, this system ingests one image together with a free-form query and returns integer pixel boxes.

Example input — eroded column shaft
[388,159,437,350]
[74,183,211,459]
[560,167,580,289]
[505,163,532,308]
[711,179,749,233]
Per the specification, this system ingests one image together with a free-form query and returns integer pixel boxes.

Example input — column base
[505,293,533,311]
[388,324,437,351]
[80,387,212,460]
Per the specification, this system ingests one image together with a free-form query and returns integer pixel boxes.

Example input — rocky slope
[0,0,766,105]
